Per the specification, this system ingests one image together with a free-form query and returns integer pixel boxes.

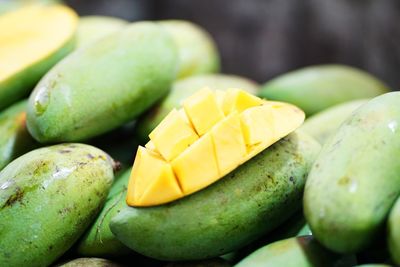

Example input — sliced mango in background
[0,4,77,110]
[127,88,305,206]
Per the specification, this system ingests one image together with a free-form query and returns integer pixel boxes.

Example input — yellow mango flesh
[127,88,305,206]
[0,5,78,82]
[183,87,225,136]
[149,109,198,161]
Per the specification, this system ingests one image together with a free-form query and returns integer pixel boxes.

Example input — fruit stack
[0,3,398,267]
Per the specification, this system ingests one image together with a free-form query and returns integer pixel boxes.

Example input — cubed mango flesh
[183,87,225,136]
[127,88,305,206]
[149,109,199,161]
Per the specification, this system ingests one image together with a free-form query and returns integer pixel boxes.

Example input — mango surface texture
[127,88,304,206]
[304,92,400,253]
[27,21,178,143]
[0,4,77,110]
[0,144,115,267]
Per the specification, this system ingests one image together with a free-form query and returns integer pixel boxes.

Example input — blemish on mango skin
[1,187,24,209]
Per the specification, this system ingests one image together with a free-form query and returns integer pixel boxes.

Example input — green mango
[27,22,178,143]
[76,16,128,48]
[0,143,115,267]
[388,195,400,265]
[0,99,37,170]
[234,236,356,267]
[222,210,309,263]
[258,65,389,116]
[135,74,259,142]
[304,92,400,253]
[160,20,220,79]
[353,265,392,267]
[300,99,368,144]
[77,168,132,256]
[110,131,320,261]
[57,257,123,267]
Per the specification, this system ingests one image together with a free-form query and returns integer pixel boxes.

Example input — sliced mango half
[127,88,305,206]
[0,4,78,110]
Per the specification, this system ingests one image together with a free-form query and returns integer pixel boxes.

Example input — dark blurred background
[66,0,400,89]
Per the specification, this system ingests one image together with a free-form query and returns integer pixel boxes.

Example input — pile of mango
[1,3,400,267]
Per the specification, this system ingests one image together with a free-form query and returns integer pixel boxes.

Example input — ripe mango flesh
[160,20,220,79]
[135,74,259,143]
[0,143,115,267]
[258,64,389,116]
[300,99,368,144]
[127,88,305,206]
[27,22,178,142]
[0,4,77,110]
[76,16,128,48]
[110,131,320,260]
[388,196,400,265]
[304,92,400,253]
[0,99,37,170]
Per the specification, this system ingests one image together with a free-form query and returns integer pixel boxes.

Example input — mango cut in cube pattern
[127,88,305,206]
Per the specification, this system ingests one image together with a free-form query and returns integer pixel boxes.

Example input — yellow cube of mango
[211,113,247,174]
[149,108,199,161]
[240,105,275,147]
[183,87,225,136]
[126,146,183,206]
[222,89,264,115]
[172,133,220,195]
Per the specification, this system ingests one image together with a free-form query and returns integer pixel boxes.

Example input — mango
[160,20,220,79]
[0,99,37,170]
[0,5,77,110]
[353,265,392,267]
[388,195,400,265]
[258,65,389,116]
[77,168,132,256]
[110,131,320,260]
[27,21,178,143]
[57,258,122,267]
[300,99,368,144]
[76,16,128,48]
[135,74,259,143]
[234,236,356,267]
[304,92,400,253]
[0,143,115,267]
[128,89,305,206]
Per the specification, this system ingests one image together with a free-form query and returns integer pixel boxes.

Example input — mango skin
[136,74,259,142]
[77,168,132,256]
[304,92,400,253]
[110,131,320,261]
[388,196,400,265]
[258,65,389,116]
[0,99,37,170]
[0,37,74,111]
[57,257,123,267]
[76,16,128,48]
[300,99,368,144]
[0,143,115,267]
[234,236,356,267]
[160,20,220,79]
[27,22,178,143]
